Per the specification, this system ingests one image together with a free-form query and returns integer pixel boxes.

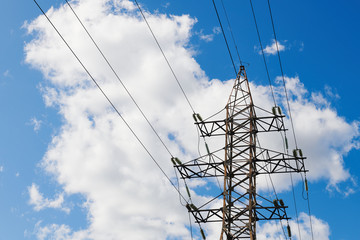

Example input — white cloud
[197,27,221,42]
[24,0,358,239]
[299,42,304,51]
[257,213,330,240]
[28,183,69,213]
[1,70,12,85]
[29,117,43,132]
[324,85,340,100]
[34,222,89,240]
[162,2,171,9]
[273,76,359,188]
[3,70,11,78]
[260,39,285,55]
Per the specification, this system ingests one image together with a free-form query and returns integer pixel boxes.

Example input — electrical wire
[266,1,315,238]
[33,0,188,203]
[304,174,315,240]
[211,0,238,76]
[266,0,298,149]
[64,0,174,158]
[133,0,196,114]
[188,211,194,240]
[289,171,302,240]
[130,2,212,237]
[62,3,202,237]
[279,131,302,239]
[256,138,288,240]
[248,1,306,238]
[248,0,277,107]
[219,0,242,66]
[38,1,217,239]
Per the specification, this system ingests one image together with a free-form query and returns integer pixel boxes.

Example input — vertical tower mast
[222,65,258,239]
[174,66,306,239]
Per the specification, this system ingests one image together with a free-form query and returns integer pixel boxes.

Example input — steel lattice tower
[174,66,306,240]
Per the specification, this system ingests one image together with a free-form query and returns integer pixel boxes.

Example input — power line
[257,138,288,240]
[248,0,277,107]
[33,0,188,203]
[62,1,197,223]
[63,0,210,236]
[266,1,315,239]
[219,0,242,66]
[129,5,209,234]
[211,0,238,76]
[63,0,175,159]
[36,1,204,237]
[133,0,196,114]
[129,6,214,236]
[249,1,307,238]
[289,171,303,240]
[304,173,315,240]
[266,0,298,149]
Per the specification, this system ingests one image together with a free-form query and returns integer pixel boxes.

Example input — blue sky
[0,0,359,239]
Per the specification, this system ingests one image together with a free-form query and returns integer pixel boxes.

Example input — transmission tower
[174,65,306,239]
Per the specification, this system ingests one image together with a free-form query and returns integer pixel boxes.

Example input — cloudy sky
[1,0,359,239]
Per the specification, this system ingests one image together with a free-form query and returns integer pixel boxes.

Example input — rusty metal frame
[174,66,306,240]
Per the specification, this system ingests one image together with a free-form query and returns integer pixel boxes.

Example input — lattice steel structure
[174,66,306,240]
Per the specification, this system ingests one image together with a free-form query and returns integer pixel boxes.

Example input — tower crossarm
[174,147,306,179]
[195,114,286,138]
[187,194,290,224]
[174,148,225,179]
[254,148,307,174]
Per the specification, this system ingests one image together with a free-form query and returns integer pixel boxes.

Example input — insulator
[174,157,182,165]
[192,113,197,122]
[285,137,289,150]
[293,149,298,158]
[185,204,191,211]
[196,113,203,122]
[277,106,282,115]
[186,185,191,198]
[287,225,292,238]
[190,203,198,211]
[272,106,277,115]
[205,143,210,155]
[299,149,303,157]
[200,228,206,240]
[279,199,285,207]
[170,157,176,165]
[305,178,309,192]
[273,199,279,208]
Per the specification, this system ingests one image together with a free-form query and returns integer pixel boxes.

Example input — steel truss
[174,66,306,240]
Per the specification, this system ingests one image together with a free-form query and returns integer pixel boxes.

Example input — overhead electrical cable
[132,0,214,194]
[131,1,212,237]
[266,1,315,239]
[248,0,277,106]
[133,0,196,114]
[289,169,303,240]
[249,1,304,238]
[62,1,193,218]
[211,0,238,76]
[132,2,236,238]
[256,139,288,240]
[33,0,188,203]
[63,0,174,159]
[304,172,315,240]
[266,0,299,150]
[219,0,243,66]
